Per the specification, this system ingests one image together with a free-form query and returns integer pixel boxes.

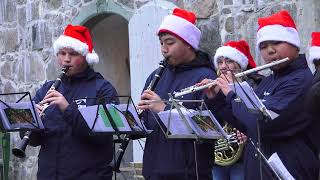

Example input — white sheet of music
[268,153,295,180]
[157,108,226,139]
[229,81,279,120]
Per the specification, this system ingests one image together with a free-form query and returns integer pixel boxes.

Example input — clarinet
[112,59,167,172]
[12,66,70,158]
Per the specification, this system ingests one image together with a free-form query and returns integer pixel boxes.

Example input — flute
[174,57,289,98]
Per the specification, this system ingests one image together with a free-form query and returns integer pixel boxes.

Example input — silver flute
[174,57,289,98]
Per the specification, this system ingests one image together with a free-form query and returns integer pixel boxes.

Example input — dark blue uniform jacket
[214,55,319,180]
[141,51,218,180]
[29,68,118,180]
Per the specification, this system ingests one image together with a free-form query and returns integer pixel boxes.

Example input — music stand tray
[0,92,44,132]
[154,97,229,141]
[77,96,150,137]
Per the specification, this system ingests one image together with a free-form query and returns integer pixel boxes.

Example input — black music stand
[0,92,44,132]
[154,96,228,141]
[148,95,228,180]
[76,96,149,136]
[75,95,151,176]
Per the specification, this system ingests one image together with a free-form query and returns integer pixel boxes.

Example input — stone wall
[0,0,319,179]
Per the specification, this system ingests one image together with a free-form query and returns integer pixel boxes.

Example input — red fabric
[258,10,296,30]
[172,8,196,24]
[224,40,256,69]
[63,24,93,53]
[311,32,320,47]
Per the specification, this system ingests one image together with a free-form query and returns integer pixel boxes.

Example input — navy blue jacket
[305,70,320,155]
[29,68,118,180]
[141,51,217,180]
[217,55,319,179]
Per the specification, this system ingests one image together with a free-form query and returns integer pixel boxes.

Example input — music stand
[153,96,228,141]
[147,95,229,180]
[76,96,150,137]
[0,92,44,132]
[75,95,151,176]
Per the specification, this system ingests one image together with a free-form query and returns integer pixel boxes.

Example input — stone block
[3,80,16,94]
[83,0,93,3]
[32,22,46,50]
[198,15,221,56]
[1,61,12,80]
[222,8,231,15]
[17,0,27,5]
[225,16,234,33]
[45,0,62,10]
[69,0,81,6]
[46,55,60,80]
[184,0,218,18]
[0,0,4,24]
[4,0,17,22]
[26,1,40,21]
[224,0,233,5]
[17,6,26,27]
[25,53,46,82]
[117,0,134,9]
[0,29,18,54]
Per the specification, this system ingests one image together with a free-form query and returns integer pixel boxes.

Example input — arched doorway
[88,14,131,100]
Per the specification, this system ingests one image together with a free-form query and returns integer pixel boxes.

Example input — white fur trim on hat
[53,35,89,56]
[158,15,201,49]
[257,25,300,50]
[309,46,320,64]
[53,35,99,64]
[214,46,248,70]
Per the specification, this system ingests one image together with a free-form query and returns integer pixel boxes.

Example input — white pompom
[86,51,99,65]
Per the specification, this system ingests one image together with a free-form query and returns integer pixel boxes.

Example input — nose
[266,44,276,55]
[219,61,228,71]
[62,53,72,63]
[161,44,168,56]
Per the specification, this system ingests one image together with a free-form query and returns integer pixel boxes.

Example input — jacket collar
[167,51,214,73]
[274,54,307,77]
[62,67,99,83]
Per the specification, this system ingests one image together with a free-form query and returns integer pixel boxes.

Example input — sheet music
[158,108,226,139]
[79,104,132,132]
[229,82,279,120]
[0,101,44,130]
[158,108,193,135]
[268,153,295,180]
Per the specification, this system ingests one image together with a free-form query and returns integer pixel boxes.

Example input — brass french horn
[214,123,245,166]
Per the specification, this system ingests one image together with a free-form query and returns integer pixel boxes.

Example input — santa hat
[309,32,320,64]
[157,8,201,49]
[53,24,99,65]
[214,40,256,70]
[257,10,300,49]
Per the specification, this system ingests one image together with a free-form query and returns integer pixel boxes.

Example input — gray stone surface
[32,22,45,50]
[198,15,221,56]
[185,0,218,18]
[45,0,62,10]
[0,29,18,54]
[17,6,26,27]
[4,0,17,22]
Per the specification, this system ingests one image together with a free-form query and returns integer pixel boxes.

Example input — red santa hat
[157,8,201,49]
[257,10,300,49]
[309,32,320,64]
[214,40,256,70]
[53,24,99,65]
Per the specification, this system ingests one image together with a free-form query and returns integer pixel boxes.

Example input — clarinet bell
[12,138,28,158]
